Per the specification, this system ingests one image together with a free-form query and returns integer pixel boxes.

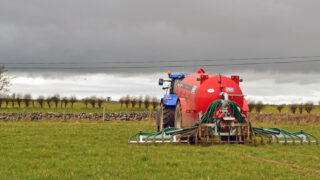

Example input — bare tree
[37,96,45,108]
[119,97,124,108]
[61,97,68,108]
[4,95,10,108]
[124,95,131,109]
[304,102,314,114]
[144,95,151,109]
[0,95,4,108]
[24,94,32,108]
[131,97,137,108]
[97,98,105,108]
[50,94,60,108]
[276,104,285,113]
[82,97,90,108]
[152,97,159,109]
[255,101,265,113]
[106,97,111,102]
[11,93,16,107]
[289,104,297,114]
[298,104,303,114]
[0,66,10,94]
[46,96,51,108]
[69,96,77,109]
[16,93,23,108]
[89,96,97,108]
[247,100,255,112]
[138,96,143,109]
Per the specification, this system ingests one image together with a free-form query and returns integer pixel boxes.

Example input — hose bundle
[201,100,247,124]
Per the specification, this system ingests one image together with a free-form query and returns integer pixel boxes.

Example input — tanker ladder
[253,127,318,145]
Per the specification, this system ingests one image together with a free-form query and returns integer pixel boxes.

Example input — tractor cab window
[170,79,182,94]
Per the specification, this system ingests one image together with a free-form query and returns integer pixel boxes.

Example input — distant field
[0,101,319,114]
[0,120,319,179]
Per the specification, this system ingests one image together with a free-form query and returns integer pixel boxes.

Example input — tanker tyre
[175,102,182,129]
[161,105,175,130]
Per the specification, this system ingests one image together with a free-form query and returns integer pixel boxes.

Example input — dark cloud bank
[1,0,320,83]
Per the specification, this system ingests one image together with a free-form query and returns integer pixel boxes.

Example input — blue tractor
[157,71,185,132]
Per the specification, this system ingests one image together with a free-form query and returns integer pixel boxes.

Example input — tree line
[248,100,319,114]
[0,93,111,109]
[0,93,160,109]
[119,95,159,109]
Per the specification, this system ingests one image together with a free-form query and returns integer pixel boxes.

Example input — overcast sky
[1,0,320,104]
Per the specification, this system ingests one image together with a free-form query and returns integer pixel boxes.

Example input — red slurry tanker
[158,68,248,130]
[129,68,318,145]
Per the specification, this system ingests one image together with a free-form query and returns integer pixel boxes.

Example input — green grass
[0,120,319,179]
[0,102,157,113]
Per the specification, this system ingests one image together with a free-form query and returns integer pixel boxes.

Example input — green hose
[200,100,247,124]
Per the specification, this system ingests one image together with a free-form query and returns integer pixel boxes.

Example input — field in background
[0,102,320,114]
[0,120,319,179]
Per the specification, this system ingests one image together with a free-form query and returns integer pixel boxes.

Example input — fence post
[22,108,26,121]
[64,108,66,120]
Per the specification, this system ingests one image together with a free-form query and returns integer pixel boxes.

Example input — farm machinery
[129,68,318,145]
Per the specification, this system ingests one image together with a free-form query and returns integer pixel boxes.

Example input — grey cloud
[1,0,320,75]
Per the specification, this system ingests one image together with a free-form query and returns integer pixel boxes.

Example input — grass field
[0,120,319,179]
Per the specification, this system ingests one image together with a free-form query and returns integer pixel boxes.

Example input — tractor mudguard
[178,98,196,128]
[178,98,187,118]
[163,94,178,106]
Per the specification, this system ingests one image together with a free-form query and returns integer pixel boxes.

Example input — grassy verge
[0,120,319,179]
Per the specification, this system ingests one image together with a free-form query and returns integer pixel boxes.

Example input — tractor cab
[158,71,185,106]
[159,71,185,93]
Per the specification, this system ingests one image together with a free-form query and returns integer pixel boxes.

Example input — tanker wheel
[175,101,182,129]
[158,104,175,131]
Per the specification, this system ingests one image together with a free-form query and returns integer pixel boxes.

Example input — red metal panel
[174,69,246,128]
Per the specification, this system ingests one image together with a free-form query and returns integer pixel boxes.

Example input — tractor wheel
[175,101,182,129]
[158,104,175,131]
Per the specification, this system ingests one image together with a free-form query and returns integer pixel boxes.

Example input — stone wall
[248,113,320,124]
[0,112,157,121]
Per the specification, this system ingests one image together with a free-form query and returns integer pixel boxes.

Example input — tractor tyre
[161,105,175,130]
[175,101,182,129]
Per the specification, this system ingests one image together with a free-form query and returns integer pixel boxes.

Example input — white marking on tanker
[208,89,215,93]
[226,87,234,92]
[191,86,197,94]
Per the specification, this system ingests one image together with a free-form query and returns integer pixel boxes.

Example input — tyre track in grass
[214,149,320,177]
[225,145,320,161]
[253,146,320,160]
